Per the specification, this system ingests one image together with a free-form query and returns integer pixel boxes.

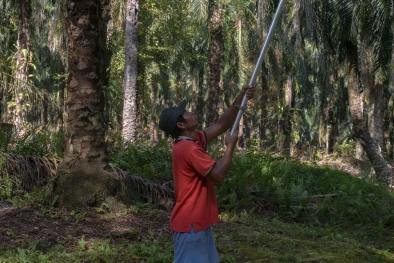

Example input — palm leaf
[0,152,59,192]
[115,168,175,210]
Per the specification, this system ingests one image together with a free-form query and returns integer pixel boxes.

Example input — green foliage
[8,129,63,158]
[108,138,172,183]
[218,148,394,229]
[106,140,394,231]
[127,231,172,262]
[10,186,49,208]
[0,174,13,200]
[0,230,173,263]
[334,138,355,157]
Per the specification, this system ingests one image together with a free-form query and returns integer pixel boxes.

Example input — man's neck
[179,129,196,140]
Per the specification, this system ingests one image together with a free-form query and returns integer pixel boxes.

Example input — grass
[216,215,394,263]
[0,210,393,263]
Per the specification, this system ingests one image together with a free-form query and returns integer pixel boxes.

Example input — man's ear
[176,122,185,129]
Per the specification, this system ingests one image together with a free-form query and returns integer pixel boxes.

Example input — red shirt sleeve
[187,147,215,177]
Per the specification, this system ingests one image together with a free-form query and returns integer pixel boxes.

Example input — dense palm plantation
[0,0,393,201]
[2,1,394,262]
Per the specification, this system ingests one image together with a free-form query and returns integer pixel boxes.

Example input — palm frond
[0,152,59,192]
[115,168,175,210]
[188,0,208,25]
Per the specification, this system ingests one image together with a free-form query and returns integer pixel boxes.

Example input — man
[159,85,256,263]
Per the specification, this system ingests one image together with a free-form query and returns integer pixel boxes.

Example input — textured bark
[206,1,223,126]
[51,0,123,212]
[282,72,294,156]
[360,42,385,155]
[122,0,139,143]
[347,43,392,187]
[259,69,269,149]
[388,39,394,159]
[196,67,205,128]
[257,0,269,150]
[368,81,385,153]
[14,0,31,134]
[325,98,336,154]
[325,74,337,154]
[149,84,158,143]
[64,0,106,163]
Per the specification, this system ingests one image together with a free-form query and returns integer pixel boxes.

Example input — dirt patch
[0,204,171,250]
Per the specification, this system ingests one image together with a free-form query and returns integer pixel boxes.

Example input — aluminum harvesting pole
[230,0,286,135]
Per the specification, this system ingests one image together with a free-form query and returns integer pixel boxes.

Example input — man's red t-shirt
[170,130,219,232]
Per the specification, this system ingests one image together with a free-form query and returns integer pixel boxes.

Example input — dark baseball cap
[159,100,187,134]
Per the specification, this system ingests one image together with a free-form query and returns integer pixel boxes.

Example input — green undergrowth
[1,140,394,262]
[108,136,173,184]
[107,139,394,230]
[218,150,394,230]
[0,128,63,158]
[0,231,173,263]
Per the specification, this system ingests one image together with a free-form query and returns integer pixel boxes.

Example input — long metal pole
[230,0,286,135]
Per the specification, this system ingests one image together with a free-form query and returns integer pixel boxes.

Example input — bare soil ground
[0,203,172,250]
[0,156,383,250]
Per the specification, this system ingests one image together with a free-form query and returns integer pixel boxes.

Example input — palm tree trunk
[64,0,106,162]
[150,83,158,143]
[325,98,336,154]
[51,0,122,212]
[206,1,223,126]
[14,0,31,135]
[196,67,205,128]
[347,42,392,187]
[360,42,386,155]
[388,38,394,159]
[368,80,385,154]
[259,68,269,149]
[122,0,139,143]
[257,0,269,150]
[282,72,294,156]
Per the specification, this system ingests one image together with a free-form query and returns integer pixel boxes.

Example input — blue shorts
[173,225,219,263]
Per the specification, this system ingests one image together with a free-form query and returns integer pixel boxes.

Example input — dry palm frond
[0,152,60,192]
[115,168,175,210]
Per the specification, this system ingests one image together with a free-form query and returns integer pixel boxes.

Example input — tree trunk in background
[206,1,223,126]
[63,0,106,162]
[282,72,294,156]
[360,42,385,156]
[325,97,336,154]
[42,95,48,126]
[388,40,394,159]
[324,73,337,154]
[346,42,392,187]
[259,68,269,149]
[14,0,31,134]
[257,0,269,150]
[368,80,385,154]
[52,0,120,212]
[150,84,158,143]
[122,0,139,143]
[57,77,65,132]
[196,67,205,128]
